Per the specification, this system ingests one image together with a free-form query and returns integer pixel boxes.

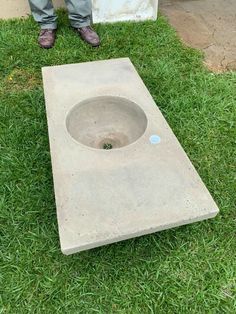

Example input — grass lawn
[0,10,236,313]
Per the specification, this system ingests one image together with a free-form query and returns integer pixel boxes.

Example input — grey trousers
[28,0,92,29]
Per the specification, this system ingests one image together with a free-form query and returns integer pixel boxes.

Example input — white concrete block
[92,0,158,23]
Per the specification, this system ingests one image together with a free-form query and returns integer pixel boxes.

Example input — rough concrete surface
[1,0,63,19]
[159,0,236,72]
[42,58,219,255]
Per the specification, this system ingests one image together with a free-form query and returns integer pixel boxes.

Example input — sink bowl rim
[65,94,149,151]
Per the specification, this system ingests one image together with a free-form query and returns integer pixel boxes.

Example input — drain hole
[103,143,113,150]
[98,136,125,150]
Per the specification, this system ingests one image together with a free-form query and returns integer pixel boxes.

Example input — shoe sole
[80,36,100,48]
[39,45,54,49]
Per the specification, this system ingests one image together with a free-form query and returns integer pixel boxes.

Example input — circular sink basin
[66,96,147,150]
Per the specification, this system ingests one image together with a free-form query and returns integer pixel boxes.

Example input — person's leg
[64,0,92,28]
[28,0,57,48]
[28,0,57,29]
[65,0,100,47]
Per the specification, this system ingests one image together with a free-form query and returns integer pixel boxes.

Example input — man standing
[28,0,100,48]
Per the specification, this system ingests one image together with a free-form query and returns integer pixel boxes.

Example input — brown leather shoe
[76,26,100,47]
[38,29,56,49]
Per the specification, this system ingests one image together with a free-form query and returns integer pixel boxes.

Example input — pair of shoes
[38,26,100,49]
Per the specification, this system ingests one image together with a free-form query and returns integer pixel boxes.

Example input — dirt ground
[159,0,236,72]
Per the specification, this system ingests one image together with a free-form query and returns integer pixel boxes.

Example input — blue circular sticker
[149,135,161,144]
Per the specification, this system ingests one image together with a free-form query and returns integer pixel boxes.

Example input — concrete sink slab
[42,58,219,255]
